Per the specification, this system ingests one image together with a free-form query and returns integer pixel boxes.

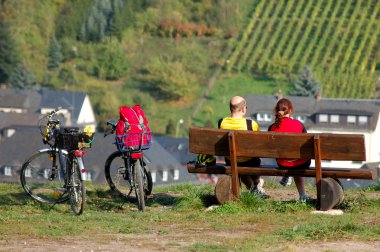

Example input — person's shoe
[299,194,311,202]
[252,188,270,199]
[279,176,292,186]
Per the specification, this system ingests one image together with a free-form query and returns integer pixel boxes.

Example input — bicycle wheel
[133,159,145,211]
[68,156,85,215]
[143,164,153,197]
[105,151,133,199]
[20,149,70,204]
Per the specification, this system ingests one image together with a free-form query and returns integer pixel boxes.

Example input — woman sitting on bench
[268,98,311,201]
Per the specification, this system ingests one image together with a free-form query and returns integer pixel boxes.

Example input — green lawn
[0,182,379,251]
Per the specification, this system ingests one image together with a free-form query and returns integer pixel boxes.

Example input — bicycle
[104,119,153,211]
[20,107,94,215]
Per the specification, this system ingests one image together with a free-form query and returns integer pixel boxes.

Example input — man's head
[229,96,247,117]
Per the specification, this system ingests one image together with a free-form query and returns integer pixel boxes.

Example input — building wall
[308,129,378,169]
[77,95,96,129]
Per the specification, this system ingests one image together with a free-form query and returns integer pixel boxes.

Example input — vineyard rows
[226,0,380,98]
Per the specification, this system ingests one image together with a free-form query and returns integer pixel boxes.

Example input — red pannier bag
[115,104,152,151]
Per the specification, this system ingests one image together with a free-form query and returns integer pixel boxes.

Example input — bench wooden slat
[233,131,366,161]
[187,164,377,180]
[189,127,230,156]
[189,128,366,161]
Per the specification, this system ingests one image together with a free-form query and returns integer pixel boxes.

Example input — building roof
[154,136,197,165]
[0,88,41,111]
[39,89,86,121]
[0,88,88,129]
[0,130,197,185]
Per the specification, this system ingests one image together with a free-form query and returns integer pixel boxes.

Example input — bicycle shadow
[85,189,182,210]
[0,190,71,213]
[0,191,30,206]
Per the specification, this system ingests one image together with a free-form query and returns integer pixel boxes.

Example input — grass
[0,182,379,251]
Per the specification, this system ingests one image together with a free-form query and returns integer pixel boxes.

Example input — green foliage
[93,39,129,80]
[141,55,196,100]
[290,65,320,97]
[165,119,176,136]
[0,15,20,83]
[8,64,38,89]
[47,36,63,69]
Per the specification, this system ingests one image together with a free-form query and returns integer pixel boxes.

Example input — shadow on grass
[0,192,32,206]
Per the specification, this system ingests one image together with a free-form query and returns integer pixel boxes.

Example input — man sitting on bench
[218,96,269,198]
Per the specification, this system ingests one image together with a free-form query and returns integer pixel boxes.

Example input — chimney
[0,83,8,90]
[274,89,283,100]
[314,92,321,102]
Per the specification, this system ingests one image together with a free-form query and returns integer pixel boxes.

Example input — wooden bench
[187,127,377,210]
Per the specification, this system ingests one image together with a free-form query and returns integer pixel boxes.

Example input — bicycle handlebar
[48,106,62,117]
[104,119,117,137]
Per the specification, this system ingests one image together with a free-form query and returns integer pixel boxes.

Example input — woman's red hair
[273,98,293,128]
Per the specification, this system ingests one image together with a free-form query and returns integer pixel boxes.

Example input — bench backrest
[189,127,366,161]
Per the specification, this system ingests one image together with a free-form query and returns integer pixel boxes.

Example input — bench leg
[215,175,240,204]
[314,135,323,208]
[320,178,344,211]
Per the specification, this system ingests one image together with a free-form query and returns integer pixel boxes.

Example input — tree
[290,65,321,97]
[47,36,63,69]
[94,39,129,80]
[142,56,196,100]
[204,119,214,128]
[0,15,20,83]
[8,64,37,89]
[165,119,175,136]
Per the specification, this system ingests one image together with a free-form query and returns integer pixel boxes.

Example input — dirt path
[2,234,380,252]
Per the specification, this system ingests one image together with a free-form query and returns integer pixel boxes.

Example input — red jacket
[268,117,309,167]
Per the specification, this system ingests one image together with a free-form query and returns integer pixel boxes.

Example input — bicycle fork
[74,150,86,181]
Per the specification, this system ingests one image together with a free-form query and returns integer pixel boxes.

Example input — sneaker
[256,178,264,190]
[279,176,292,186]
[252,179,270,199]
[299,194,311,202]
[252,188,270,199]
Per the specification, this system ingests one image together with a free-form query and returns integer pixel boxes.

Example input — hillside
[1,0,380,135]
[226,0,380,98]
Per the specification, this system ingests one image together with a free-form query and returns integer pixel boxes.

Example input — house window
[85,171,92,181]
[347,115,356,124]
[4,166,12,176]
[319,114,328,122]
[151,172,156,183]
[256,113,264,121]
[162,170,168,182]
[264,113,273,122]
[44,169,50,179]
[352,161,363,164]
[173,169,179,180]
[358,116,368,125]
[25,168,32,177]
[330,115,339,123]
[296,115,306,123]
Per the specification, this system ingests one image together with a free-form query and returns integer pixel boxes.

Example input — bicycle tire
[105,151,133,198]
[134,159,145,211]
[105,151,153,199]
[143,164,153,197]
[69,156,85,215]
[20,149,70,204]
